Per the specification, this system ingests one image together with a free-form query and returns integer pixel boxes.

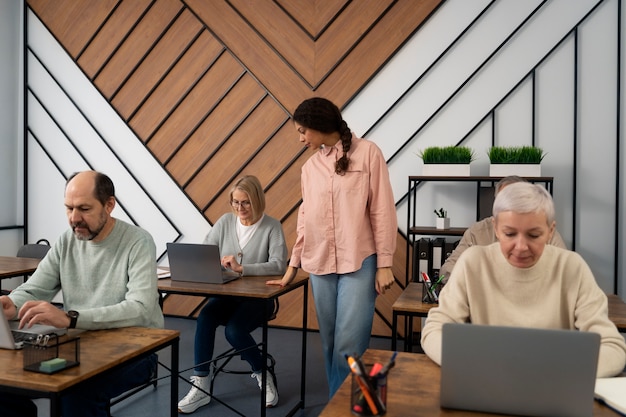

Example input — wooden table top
[0,327,179,393]
[607,294,626,331]
[394,283,626,332]
[0,256,41,279]
[158,272,309,299]
[319,349,620,417]
[392,282,437,316]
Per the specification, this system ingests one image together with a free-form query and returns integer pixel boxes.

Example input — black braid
[335,120,352,175]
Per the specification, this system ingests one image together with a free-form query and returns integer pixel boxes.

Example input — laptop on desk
[440,323,600,417]
[0,311,67,350]
[167,243,240,284]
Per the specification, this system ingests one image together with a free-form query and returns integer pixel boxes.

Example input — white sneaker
[178,375,211,414]
[252,371,279,407]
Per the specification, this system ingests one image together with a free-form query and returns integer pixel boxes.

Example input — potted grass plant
[418,146,475,176]
[488,146,545,177]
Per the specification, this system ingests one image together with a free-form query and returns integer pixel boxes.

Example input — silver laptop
[167,243,240,284]
[440,323,600,417]
[0,312,67,350]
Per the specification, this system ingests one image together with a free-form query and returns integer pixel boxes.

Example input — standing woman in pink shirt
[267,97,397,397]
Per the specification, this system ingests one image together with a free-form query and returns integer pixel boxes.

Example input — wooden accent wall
[26,0,442,336]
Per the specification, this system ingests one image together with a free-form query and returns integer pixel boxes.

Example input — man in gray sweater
[0,170,163,417]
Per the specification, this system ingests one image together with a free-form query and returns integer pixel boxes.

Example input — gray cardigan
[203,213,287,276]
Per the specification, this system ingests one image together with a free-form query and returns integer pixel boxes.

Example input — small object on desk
[347,354,389,416]
[23,336,80,374]
[157,267,171,279]
[595,377,626,416]
[421,272,438,303]
[39,357,67,373]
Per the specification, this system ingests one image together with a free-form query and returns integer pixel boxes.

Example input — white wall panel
[576,0,619,291]
[536,36,576,249]
[0,0,22,249]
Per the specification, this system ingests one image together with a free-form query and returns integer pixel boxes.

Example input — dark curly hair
[293,97,352,175]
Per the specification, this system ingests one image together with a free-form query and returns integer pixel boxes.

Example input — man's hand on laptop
[17,300,69,329]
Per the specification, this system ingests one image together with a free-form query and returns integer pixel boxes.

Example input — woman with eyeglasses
[178,175,287,414]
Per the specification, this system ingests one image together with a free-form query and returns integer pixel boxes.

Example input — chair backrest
[16,238,51,259]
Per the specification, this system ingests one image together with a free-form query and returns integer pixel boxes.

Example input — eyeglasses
[231,200,251,209]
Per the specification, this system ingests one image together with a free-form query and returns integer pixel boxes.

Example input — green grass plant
[418,146,475,164]
[488,146,545,164]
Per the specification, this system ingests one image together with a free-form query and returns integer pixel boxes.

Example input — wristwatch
[67,310,79,329]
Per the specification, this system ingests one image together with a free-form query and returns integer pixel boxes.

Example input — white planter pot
[422,164,471,176]
[489,164,541,177]
[436,217,450,230]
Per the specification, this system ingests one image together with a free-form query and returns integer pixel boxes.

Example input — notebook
[167,243,240,284]
[440,323,600,417]
[0,311,67,350]
[595,377,626,415]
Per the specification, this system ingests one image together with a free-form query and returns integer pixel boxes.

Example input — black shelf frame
[405,175,554,285]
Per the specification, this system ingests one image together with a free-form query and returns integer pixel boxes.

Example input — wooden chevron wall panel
[26,0,442,336]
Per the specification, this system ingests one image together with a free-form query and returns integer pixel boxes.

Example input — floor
[34,316,393,417]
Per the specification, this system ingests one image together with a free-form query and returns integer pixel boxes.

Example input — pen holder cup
[350,372,387,416]
[422,281,443,304]
[23,336,80,374]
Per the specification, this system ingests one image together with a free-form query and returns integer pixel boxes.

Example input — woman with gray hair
[438,176,566,280]
[421,182,626,377]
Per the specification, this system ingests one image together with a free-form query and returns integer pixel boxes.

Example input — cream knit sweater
[421,243,626,377]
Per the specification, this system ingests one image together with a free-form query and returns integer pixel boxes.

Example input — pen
[369,362,383,377]
[379,351,397,376]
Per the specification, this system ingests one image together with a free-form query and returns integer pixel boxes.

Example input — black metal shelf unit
[405,175,554,285]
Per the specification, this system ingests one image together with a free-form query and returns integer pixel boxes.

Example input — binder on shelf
[444,238,460,263]
[430,238,445,280]
[412,238,431,282]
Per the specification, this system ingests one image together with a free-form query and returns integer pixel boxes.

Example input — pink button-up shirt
[289,135,397,275]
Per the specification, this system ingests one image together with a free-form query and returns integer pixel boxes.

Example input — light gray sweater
[203,213,287,276]
[9,219,163,329]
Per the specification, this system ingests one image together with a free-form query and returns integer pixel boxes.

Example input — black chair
[16,238,51,260]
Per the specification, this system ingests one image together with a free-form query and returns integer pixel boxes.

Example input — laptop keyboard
[11,330,36,343]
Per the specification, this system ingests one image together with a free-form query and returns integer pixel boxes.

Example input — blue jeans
[0,354,157,417]
[193,297,273,376]
[310,254,377,398]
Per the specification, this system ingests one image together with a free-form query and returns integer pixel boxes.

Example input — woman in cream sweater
[421,182,626,377]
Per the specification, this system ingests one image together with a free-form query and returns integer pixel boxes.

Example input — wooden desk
[391,283,435,352]
[392,284,626,351]
[319,349,620,417]
[607,294,626,332]
[0,256,40,279]
[0,327,179,417]
[158,273,309,417]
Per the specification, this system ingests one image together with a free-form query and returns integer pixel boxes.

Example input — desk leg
[300,283,308,408]
[171,338,179,417]
[50,394,60,417]
[261,319,268,417]
[391,311,398,351]
[406,316,414,352]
